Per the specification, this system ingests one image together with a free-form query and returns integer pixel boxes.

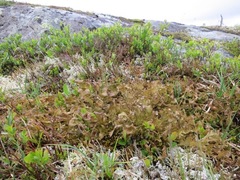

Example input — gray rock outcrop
[149,20,240,41]
[0,3,133,42]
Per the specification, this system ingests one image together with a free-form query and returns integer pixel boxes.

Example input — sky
[14,0,240,26]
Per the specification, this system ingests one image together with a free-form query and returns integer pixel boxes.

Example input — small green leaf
[24,149,50,165]
[143,121,155,131]
[118,139,127,146]
[169,132,178,141]
[144,158,151,168]
[20,130,29,144]
[63,83,71,96]
[1,157,11,165]
[171,142,177,147]
[3,124,16,136]
[80,108,88,115]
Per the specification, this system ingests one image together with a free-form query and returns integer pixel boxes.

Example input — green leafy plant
[0,34,23,74]
[159,20,170,34]
[223,38,240,57]
[184,38,214,61]
[23,80,42,98]
[216,70,227,98]
[93,151,117,179]
[16,104,23,113]
[0,0,14,6]
[143,121,155,131]
[63,83,71,97]
[118,130,130,147]
[173,82,182,102]
[24,148,50,166]
[168,132,178,148]
[129,23,154,56]
[0,87,6,103]
[54,144,119,179]
[144,35,179,76]
[54,91,66,107]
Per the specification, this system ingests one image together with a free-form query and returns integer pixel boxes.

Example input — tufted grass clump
[0,23,240,179]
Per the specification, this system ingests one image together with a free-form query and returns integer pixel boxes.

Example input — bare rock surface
[149,20,240,41]
[0,3,133,42]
